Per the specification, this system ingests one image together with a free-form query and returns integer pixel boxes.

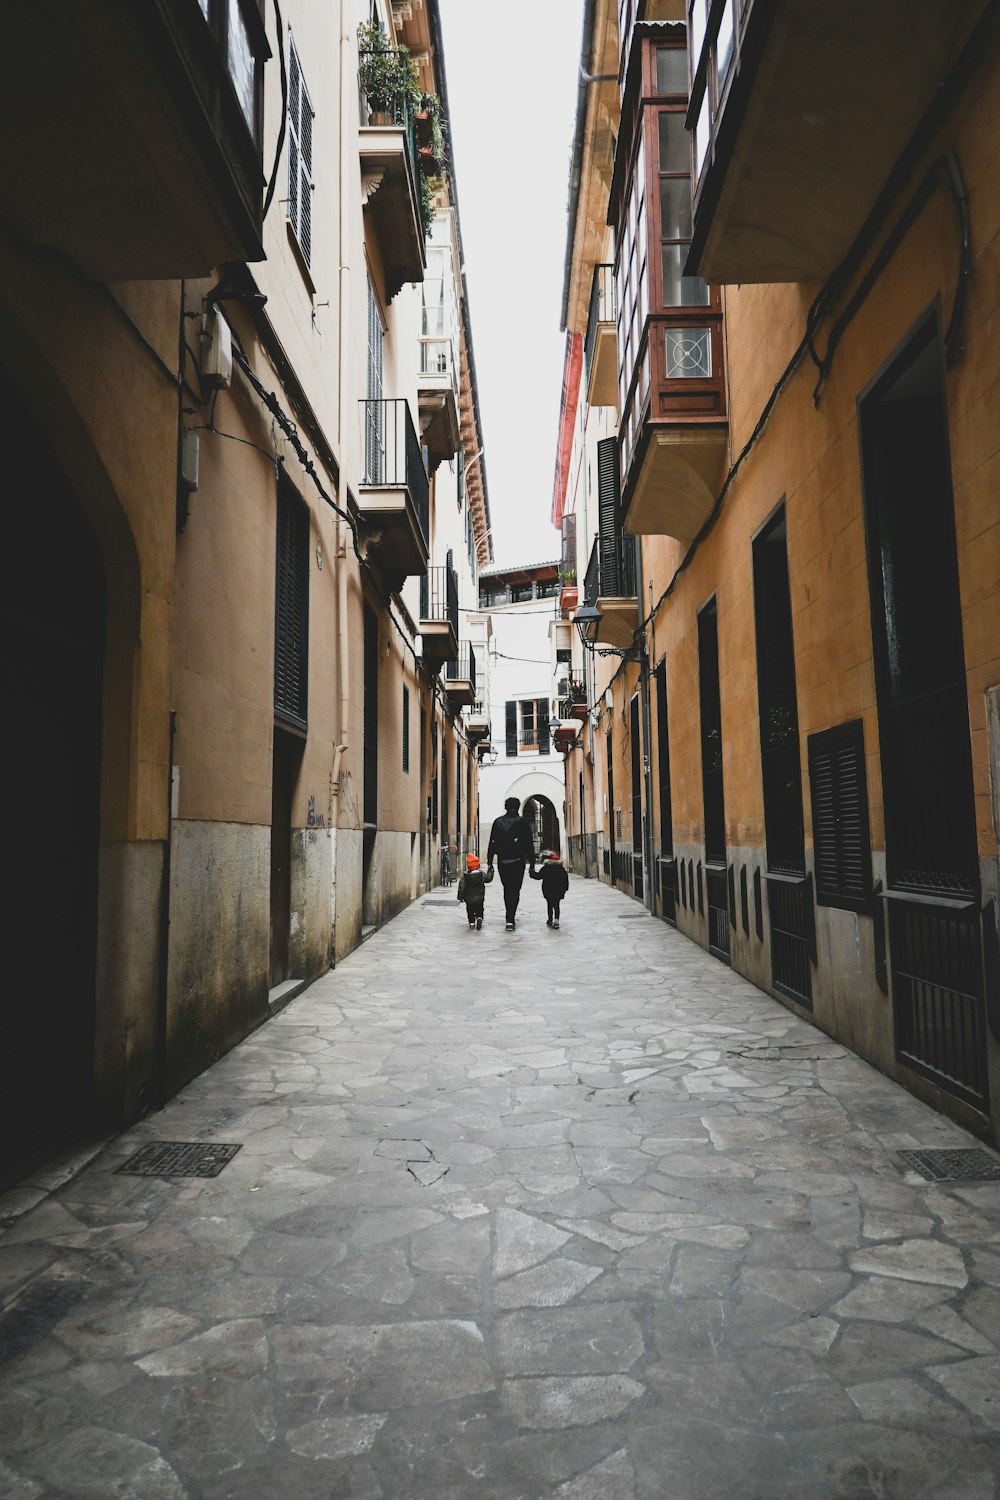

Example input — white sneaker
[505,921,514,931]
[554,920,560,929]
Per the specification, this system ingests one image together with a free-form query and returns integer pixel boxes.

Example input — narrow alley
[2,876,998,1499]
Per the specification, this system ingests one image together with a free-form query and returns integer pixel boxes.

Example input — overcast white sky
[438,0,582,569]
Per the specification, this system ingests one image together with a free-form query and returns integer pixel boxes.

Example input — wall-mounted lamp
[573,603,602,646]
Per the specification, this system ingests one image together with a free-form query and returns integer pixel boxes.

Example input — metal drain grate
[422,900,456,908]
[116,1141,242,1178]
[897,1147,1000,1183]
[618,912,647,919]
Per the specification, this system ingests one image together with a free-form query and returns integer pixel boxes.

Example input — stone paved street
[2,875,1000,1499]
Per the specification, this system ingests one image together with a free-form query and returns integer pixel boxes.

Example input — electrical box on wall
[201,307,233,389]
[180,430,200,492]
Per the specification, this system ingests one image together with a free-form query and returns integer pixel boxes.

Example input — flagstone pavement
[2,875,999,1499]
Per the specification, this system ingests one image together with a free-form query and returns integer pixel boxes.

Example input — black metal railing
[598,522,636,598]
[585,264,616,380]
[891,898,987,1108]
[768,872,813,1007]
[560,676,587,719]
[447,641,476,685]
[357,46,426,235]
[420,564,458,636]
[705,863,731,963]
[584,538,599,608]
[360,397,429,547]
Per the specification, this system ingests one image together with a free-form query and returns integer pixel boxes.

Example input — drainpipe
[635,538,655,912]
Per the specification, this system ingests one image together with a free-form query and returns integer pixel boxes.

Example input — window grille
[403,685,410,773]
[274,481,309,728]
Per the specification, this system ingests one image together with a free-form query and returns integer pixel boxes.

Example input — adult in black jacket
[487,797,536,930]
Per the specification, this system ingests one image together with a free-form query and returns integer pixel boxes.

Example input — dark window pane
[660,177,692,240]
[658,112,689,175]
[656,46,688,96]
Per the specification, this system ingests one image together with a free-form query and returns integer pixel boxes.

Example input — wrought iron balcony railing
[360,397,429,547]
[357,45,427,236]
[420,564,459,636]
[446,641,477,685]
[584,263,617,378]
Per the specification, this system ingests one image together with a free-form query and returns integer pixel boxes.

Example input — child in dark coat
[457,853,493,929]
[530,851,569,928]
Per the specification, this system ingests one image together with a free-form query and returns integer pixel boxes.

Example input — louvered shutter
[288,44,300,229]
[808,719,872,911]
[505,700,518,757]
[287,38,314,265]
[274,483,309,728]
[597,437,619,596]
[537,698,550,756]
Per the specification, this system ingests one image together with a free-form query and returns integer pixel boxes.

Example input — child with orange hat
[457,852,493,930]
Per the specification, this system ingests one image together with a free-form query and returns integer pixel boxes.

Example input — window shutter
[537,698,550,756]
[505,700,518,757]
[287,38,314,265]
[808,719,872,911]
[274,483,309,728]
[402,684,410,772]
[597,437,619,596]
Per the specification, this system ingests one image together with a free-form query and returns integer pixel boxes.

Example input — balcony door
[366,278,385,483]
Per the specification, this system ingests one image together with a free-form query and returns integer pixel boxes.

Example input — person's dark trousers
[498,860,526,923]
[466,901,484,924]
[547,899,561,924]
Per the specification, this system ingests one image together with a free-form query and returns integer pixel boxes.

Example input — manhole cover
[897,1148,1000,1183]
[116,1142,242,1178]
[422,900,456,908]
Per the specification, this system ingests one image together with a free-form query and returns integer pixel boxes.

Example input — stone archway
[522,794,561,858]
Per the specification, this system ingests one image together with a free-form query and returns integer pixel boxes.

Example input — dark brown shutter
[274,481,309,729]
[537,698,550,755]
[505,700,518,757]
[808,719,872,911]
[597,436,620,596]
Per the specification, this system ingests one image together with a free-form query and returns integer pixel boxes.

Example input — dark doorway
[1,375,104,1185]
[630,694,643,898]
[655,658,676,922]
[362,602,378,926]
[269,727,303,987]
[524,794,560,856]
[698,598,730,962]
[859,316,986,1108]
[606,729,615,879]
[752,506,811,1006]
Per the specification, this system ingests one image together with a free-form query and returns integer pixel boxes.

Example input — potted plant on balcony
[567,681,589,722]
[416,93,445,175]
[358,20,413,125]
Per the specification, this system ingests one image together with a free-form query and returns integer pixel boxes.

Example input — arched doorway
[0,370,105,1186]
[523,794,560,857]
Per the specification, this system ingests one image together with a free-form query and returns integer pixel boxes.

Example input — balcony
[418,337,461,469]
[358,399,429,586]
[553,721,582,754]
[584,265,619,408]
[419,564,459,667]
[583,533,638,651]
[0,0,269,280]
[445,643,477,710]
[612,26,728,543]
[464,702,490,746]
[359,44,426,300]
[686,0,970,283]
[559,677,589,722]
